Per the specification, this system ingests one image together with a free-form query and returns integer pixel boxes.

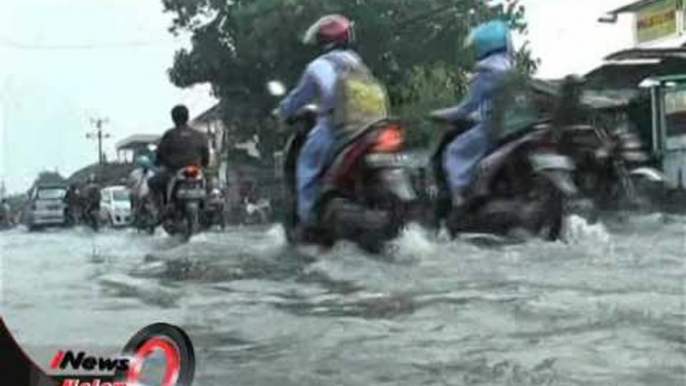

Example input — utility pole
[86,117,111,165]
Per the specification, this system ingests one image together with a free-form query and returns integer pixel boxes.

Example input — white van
[100,186,132,227]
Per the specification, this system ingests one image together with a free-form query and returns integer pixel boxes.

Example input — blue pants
[443,124,492,195]
[297,123,336,226]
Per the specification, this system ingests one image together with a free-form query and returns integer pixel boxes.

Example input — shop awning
[606,0,665,15]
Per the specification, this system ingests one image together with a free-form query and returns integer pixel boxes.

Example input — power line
[0,36,177,51]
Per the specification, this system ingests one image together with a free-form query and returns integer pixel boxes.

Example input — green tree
[34,171,67,186]
[162,0,538,153]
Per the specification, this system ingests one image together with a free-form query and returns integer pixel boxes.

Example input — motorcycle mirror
[267,81,286,97]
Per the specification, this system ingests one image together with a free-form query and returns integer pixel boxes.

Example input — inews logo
[50,351,130,372]
[49,323,195,386]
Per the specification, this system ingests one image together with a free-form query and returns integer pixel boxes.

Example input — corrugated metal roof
[606,0,664,15]
[605,47,686,61]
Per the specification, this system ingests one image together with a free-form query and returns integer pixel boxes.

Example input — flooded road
[1,215,685,386]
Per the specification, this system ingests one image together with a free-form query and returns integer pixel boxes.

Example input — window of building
[664,87,686,136]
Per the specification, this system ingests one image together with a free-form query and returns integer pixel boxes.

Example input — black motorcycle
[200,188,227,230]
[277,105,418,253]
[428,114,578,241]
[558,122,666,215]
[133,194,157,235]
[158,166,207,241]
[530,76,667,217]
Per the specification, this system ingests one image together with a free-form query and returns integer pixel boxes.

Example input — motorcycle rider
[64,183,81,226]
[430,20,515,216]
[82,173,101,229]
[148,105,210,210]
[274,14,375,235]
[128,155,157,221]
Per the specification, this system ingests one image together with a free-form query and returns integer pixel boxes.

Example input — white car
[100,186,132,227]
[23,184,68,231]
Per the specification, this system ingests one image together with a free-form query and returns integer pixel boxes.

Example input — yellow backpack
[324,53,390,135]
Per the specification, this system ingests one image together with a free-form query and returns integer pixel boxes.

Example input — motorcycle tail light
[183,166,200,179]
[371,124,404,153]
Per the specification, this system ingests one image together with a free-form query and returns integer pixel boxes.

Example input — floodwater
[1,214,685,386]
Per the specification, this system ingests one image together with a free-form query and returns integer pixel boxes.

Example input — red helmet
[303,14,355,49]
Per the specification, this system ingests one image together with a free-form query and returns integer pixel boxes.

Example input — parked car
[100,186,132,227]
[23,184,68,231]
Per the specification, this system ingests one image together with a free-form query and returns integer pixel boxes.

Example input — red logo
[50,323,195,386]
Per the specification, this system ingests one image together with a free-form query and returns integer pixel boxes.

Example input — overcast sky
[0,0,636,193]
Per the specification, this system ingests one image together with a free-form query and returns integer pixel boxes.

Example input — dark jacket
[155,125,210,170]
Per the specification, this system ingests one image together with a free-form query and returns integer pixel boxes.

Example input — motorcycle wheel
[182,204,199,242]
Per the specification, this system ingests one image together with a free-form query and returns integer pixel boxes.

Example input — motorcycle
[269,81,418,253]
[428,109,579,240]
[549,78,667,216]
[200,187,227,230]
[159,165,207,241]
[558,123,666,215]
[133,194,158,235]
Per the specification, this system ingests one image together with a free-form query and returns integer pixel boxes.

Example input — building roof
[606,0,665,15]
[584,47,686,89]
[604,47,686,61]
[191,103,222,125]
[115,134,161,151]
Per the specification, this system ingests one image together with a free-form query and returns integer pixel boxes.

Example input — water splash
[563,215,611,245]
[390,223,438,262]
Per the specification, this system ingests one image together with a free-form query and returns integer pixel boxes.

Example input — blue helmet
[465,20,512,60]
[136,155,153,169]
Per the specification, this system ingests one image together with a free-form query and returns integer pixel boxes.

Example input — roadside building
[586,0,686,189]
[115,134,160,163]
[190,102,276,220]
[190,103,225,177]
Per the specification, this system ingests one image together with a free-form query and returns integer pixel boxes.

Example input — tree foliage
[162,0,538,152]
[34,171,67,186]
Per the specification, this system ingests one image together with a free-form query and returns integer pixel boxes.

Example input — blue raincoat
[442,51,514,195]
[278,49,363,226]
